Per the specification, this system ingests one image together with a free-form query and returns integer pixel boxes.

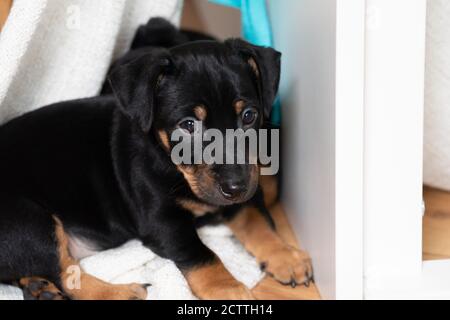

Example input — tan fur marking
[227,207,313,286]
[234,100,245,115]
[0,0,12,31]
[184,258,254,300]
[176,166,200,195]
[259,175,278,208]
[194,105,207,121]
[176,165,217,199]
[177,199,218,217]
[158,130,170,151]
[53,217,148,300]
[248,58,260,77]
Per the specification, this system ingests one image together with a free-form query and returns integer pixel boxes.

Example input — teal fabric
[209,0,281,125]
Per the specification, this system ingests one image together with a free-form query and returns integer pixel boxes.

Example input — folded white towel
[0,0,183,124]
[0,225,263,300]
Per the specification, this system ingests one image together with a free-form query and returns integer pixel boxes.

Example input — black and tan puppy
[0,19,312,300]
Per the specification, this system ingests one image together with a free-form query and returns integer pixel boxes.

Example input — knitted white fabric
[0,0,183,123]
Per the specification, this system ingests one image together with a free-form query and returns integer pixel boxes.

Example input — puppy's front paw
[260,246,313,288]
[20,277,67,300]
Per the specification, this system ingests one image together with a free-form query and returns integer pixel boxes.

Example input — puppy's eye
[178,117,197,134]
[242,108,258,126]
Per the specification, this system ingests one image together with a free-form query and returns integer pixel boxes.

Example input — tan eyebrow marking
[234,100,245,115]
[158,130,170,150]
[194,105,207,121]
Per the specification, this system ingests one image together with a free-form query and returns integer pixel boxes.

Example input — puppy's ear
[108,50,172,133]
[226,39,281,119]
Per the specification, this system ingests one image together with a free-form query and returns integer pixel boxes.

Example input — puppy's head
[109,39,281,206]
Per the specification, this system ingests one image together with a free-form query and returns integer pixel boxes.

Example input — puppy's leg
[0,195,148,300]
[183,256,254,300]
[226,205,313,287]
[142,214,254,300]
[53,218,148,300]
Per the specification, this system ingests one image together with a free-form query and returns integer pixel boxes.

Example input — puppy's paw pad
[20,277,67,300]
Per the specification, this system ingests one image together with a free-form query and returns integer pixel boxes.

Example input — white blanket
[0,0,183,123]
[0,225,263,300]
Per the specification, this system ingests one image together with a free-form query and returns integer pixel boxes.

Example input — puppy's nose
[220,180,246,200]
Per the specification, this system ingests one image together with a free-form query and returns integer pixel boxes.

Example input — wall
[181,0,241,40]
[269,0,366,300]
[269,0,338,299]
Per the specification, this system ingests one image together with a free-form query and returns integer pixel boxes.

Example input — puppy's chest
[177,199,220,217]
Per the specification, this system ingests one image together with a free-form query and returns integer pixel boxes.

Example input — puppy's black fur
[0,18,281,295]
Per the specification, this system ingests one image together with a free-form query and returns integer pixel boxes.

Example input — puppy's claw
[259,262,267,272]
[304,279,310,288]
[290,278,297,288]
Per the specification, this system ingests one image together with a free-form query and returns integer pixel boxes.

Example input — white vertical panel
[364,0,426,293]
[270,0,365,299]
[269,0,337,300]
[335,0,365,300]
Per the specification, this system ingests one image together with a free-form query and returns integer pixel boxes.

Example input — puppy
[0,19,312,300]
